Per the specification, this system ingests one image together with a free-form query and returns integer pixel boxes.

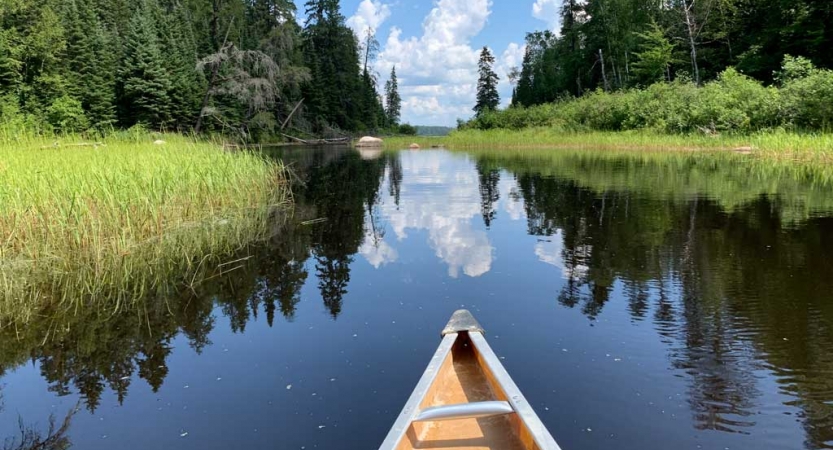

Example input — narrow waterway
[2,147,833,450]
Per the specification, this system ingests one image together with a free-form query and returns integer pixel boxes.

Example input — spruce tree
[63,0,116,129]
[474,47,500,116]
[384,66,400,126]
[118,0,173,128]
[155,3,204,129]
[302,0,365,131]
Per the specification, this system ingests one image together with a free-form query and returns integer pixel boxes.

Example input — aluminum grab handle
[414,401,514,422]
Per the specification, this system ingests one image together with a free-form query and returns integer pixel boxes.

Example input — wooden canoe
[380,310,562,450]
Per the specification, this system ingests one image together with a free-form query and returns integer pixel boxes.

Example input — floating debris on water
[318,425,326,429]
[180,431,189,438]
[286,384,292,390]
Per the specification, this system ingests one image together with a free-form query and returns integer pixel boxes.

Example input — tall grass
[384,129,833,164]
[0,133,288,326]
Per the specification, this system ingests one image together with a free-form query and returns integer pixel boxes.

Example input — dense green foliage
[510,0,833,106]
[0,0,394,138]
[468,58,833,134]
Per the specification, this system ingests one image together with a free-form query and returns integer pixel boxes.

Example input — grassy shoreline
[383,129,833,163]
[0,133,288,325]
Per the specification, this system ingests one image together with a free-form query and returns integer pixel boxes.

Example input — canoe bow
[380,310,562,450]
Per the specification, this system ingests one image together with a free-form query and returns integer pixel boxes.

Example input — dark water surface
[3,147,833,450]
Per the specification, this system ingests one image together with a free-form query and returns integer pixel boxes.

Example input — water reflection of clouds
[534,231,589,280]
[379,152,494,278]
[499,177,526,221]
[359,238,399,268]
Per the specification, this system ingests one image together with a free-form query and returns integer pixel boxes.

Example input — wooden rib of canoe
[380,310,562,450]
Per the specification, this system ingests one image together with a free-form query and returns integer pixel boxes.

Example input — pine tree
[119,0,174,128]
[384,66,400,126]
[474,47,500,116]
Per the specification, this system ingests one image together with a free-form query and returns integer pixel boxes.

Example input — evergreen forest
[0,0,401,139]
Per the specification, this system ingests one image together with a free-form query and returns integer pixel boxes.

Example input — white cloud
[532,0,561,31]
[496,42,525,108]
[347,0,392,38]
[375,0,495,126]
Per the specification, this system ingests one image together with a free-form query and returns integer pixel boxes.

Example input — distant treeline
[0,0,401,139]
[416,126,454,137]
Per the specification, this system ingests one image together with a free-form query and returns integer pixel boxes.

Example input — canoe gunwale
[469,332,562,450]
[379,333,458,449]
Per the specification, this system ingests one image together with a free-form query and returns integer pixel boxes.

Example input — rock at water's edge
[356,136,383,147]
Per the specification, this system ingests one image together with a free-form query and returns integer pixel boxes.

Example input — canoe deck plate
[441,309,485,336]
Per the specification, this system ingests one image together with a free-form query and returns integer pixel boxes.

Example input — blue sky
[293,0,563,126]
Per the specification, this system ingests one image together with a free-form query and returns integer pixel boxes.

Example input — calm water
[3,147,833,450]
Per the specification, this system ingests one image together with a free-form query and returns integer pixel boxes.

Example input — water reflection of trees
[2,408,76,450]
[490,153,833,449]
[476,161,500,229]
[0,147,392,415]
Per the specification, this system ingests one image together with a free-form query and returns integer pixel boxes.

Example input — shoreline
[381,128,833,163]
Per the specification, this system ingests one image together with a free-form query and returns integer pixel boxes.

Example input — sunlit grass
[0,133,288,326]
[383,128,833,164]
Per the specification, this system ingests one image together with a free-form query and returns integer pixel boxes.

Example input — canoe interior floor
[400,337,527,450]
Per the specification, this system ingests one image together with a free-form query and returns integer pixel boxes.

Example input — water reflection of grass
[384,129,833,164]
[469,147,833,224]
[0,135,288,325]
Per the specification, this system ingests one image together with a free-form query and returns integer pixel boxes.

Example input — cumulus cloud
[532,0,562,31]
[374,0,497,125]
[346,0,392,38]
[496,42,526,107]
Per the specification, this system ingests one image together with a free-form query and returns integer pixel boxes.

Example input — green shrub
[398,123,418,135]
[781,69,833,129]
[691,68,780,132]
[45,95,89,133]
[462,62,830,134]
[624,80,700,132]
